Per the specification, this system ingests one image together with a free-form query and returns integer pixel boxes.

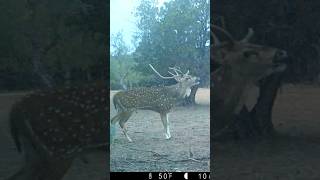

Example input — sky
[110,0,168,53]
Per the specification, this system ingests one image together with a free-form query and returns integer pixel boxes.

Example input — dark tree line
[213,0,320,83]
[0,0,108,91]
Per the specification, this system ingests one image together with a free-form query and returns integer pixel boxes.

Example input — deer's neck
[213,66,249,113]
[165,83,190,99]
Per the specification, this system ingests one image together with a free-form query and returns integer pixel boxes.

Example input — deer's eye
[243,50,259,58]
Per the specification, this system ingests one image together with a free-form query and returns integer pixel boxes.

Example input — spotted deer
[111,64,200,142]
[212,25,288,134]
[7,82,108,180]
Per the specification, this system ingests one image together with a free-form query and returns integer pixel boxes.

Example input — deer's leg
[7,134,40,180]
[111,112,124,124]
[11,158,73,180]
[7,136,73,180]
[160,113,171,139]
[37,158,74,180]
[118,111,133,142]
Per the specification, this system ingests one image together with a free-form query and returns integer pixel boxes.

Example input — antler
[240,28,254,43]
[169,66,190,76]
[149,64,190,80]
[211,24,235,45]
[212,31,222,46]
[149,64,176,79]
[169,66,183,75]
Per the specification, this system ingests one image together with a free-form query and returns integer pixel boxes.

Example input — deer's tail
[9,104,22,153]
[113,95,118,112]
[111,95,121,124]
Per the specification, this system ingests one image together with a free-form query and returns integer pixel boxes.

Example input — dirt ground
[2,85,319,179]
[110,88,210,172]
[0,93,107,180]
[214,84,320,180]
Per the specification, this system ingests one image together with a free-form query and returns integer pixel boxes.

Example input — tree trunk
[233,73,284,139]
[64,69,71,86]
[183,85,198,106]
[31,38,53,88]
[25,0,54,89]
[86,71,92,82]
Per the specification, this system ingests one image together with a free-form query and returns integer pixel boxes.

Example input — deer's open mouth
[271,50,288,72]
[193,77,200,86]
[272,63,287,73]
[258,50,288,80]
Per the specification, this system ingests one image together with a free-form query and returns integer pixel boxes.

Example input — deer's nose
[273,50,288,64]
[275,50,287,59]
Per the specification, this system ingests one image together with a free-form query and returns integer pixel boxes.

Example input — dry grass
[3,85,319,179]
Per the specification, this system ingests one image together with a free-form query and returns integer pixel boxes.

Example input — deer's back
[10,82,108,158]
[113,87,176,113]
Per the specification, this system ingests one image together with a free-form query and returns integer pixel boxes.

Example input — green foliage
[110,55,150,90]
[215,0,320,83]
[133,0,210,86]
[110,31,151,90]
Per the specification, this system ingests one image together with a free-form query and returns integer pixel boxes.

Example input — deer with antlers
[111,64,200,142]
[211,25,288,136]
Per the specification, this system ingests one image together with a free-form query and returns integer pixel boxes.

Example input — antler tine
[211,31,221,46]
[149,64,175,79]
[211,24,235,44]
[168,71,176,76]
[240,28,254,43]
[169,66,183,75]
[175,66,183,74]
[185,70,190,75]
[168,68,179,76]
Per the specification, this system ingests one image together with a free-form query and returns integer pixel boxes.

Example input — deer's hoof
[165,134,171,140]
[126,137,133,142]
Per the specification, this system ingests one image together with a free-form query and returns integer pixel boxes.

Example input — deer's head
[212,25,288,84]
[212,25,288,119]
[149,64,200,98]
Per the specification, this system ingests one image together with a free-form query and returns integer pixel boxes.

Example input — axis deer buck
[7,82,108,180]
[211,25,288,135]
[111,64,200,142]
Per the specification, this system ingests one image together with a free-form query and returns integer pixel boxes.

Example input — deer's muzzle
[273,50,288,64]
[272,50,288,71]
[194,77,200,85]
